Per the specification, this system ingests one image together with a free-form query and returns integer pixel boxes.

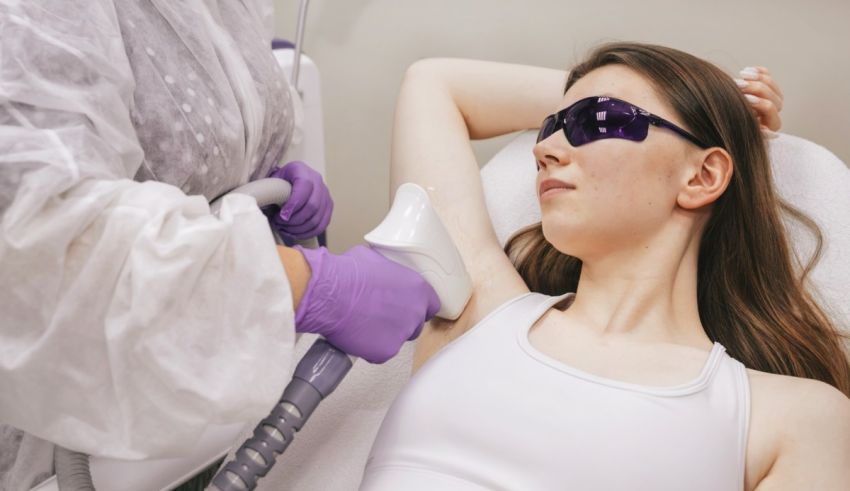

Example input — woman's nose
[533,133,571,170]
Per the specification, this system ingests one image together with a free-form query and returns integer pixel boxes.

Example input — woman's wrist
[277,245,311,311]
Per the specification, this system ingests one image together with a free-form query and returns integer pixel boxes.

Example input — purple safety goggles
[536,96,710,149]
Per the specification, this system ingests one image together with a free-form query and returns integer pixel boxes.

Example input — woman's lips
[538,178,576,199]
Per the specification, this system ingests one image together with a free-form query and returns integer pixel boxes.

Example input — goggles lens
[536,96,708,149]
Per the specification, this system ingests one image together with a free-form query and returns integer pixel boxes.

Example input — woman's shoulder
[746,368,849,411]
[747,368,849,430]
[745,368,850,488]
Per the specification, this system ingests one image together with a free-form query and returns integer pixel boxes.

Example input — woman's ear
[677,148,734,210]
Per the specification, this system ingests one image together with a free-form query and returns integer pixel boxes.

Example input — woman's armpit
[412,248,528,373]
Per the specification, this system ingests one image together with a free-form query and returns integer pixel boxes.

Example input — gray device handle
[210,178,292,214]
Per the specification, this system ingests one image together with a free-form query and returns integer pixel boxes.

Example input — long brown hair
[506,42,850,396]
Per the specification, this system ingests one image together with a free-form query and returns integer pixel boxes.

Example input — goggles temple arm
[647,116,710,149]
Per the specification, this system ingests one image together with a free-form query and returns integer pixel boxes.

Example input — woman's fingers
[744,93,782,132]
[736,66,783,132]
[737,69,783,111]
[752,66,783,99]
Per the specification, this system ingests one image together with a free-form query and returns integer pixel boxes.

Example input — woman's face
[533,64,703,260]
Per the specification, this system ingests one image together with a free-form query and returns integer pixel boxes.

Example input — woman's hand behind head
[735,66,783,132]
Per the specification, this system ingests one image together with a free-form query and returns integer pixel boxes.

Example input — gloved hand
[293,245,441,363]
[264,161,333,241]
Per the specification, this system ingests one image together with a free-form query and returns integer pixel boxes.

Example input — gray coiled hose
[54,447,94,491]
[54,178,301,490]
[208,340,352,491]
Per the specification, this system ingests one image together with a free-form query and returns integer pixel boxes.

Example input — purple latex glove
[293,245,441,363]
[265,161,333,241]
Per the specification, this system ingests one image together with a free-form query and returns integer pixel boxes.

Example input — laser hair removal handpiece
[208,182,473,490]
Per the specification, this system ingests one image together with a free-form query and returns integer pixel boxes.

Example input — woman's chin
[542,220,580,245]
[542,227,594,260]
[542,233,580,257]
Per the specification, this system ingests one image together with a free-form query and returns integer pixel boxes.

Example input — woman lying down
[360,43,850,490]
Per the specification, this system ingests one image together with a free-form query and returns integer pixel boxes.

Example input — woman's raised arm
[390,59,565,365]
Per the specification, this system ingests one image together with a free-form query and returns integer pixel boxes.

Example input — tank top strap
[461,291,575,342]
[490,291,575,327]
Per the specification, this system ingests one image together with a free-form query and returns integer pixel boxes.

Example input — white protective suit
[0,0,299,486]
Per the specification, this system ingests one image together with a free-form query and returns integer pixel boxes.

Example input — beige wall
[274,0,850,253]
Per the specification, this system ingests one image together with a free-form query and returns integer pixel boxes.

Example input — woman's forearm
[277,245,310,310]
[391,59,567,195]
[410,58,567,140]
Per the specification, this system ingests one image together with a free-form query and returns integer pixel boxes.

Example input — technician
[0,2,438,489]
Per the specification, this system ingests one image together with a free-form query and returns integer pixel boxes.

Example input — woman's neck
[563,225,714,351]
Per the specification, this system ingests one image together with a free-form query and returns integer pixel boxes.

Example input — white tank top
[361,292,751,491]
